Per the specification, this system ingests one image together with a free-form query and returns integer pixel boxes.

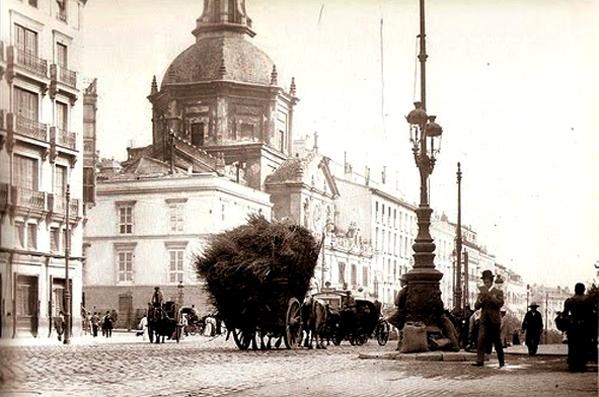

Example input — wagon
[313,290,390,346]
[227,296,303,350]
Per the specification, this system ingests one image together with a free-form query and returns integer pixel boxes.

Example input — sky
[80,0,599,288]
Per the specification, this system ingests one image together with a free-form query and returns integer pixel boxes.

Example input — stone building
[0,0,88,338]
[83,159,272,328]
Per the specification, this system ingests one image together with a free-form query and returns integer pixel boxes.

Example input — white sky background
[81,0,599,288]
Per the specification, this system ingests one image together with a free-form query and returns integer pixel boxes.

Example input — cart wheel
[233,328,254,350]
[332,329,343,346]
[284,297,302,349]
[375,320,390,346]
[188,325,197,336]
[355,333,368,346]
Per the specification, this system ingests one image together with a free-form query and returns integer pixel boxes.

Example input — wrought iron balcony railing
[16,115,48,142]
[55,127,77,150]
[11,186,46,211]
[0,182,8,207]
[48,193,80,218]
[14,47,48,78]
[57,65,76,88]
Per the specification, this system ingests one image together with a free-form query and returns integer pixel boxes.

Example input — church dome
[161,34,274,88]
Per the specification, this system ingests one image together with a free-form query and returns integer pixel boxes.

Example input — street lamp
[64,184,71,344]
[177,281,184,307]
[403,0,446,325]
[320,219,335,290]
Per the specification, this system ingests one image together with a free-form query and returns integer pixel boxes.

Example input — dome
[161,35,275,88]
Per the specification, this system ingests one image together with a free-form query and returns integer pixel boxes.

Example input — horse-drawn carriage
[313,290,390,346]
[148,301,182,343]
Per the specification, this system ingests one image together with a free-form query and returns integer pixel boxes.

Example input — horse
[301,297,329,349]
[147,302,178,344]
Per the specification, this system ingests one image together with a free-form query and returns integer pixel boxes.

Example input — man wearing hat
[387,274,408,341]
[151,286,164,308]
[473,270,505,367]
[522,301,543,356]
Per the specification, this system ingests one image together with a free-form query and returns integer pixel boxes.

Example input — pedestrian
[138,313,148,341]
[91,312,100,337]
[54,310,65,342]
[562,282,593,372]
[500,309,510,348]
[387,275,408,350]
[103,311,113,338]
[472,271,505,367]
[521,302,543,356]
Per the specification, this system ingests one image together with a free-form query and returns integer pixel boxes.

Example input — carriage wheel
[284,297,302,349]
[332,330,343,346]
[233,328,254,350]
[375,320,390,346]
[188,325,197,336]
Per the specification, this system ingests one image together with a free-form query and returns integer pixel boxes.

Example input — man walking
[473,271,505,367]
[562,283,592,372]
[522,302,543,355]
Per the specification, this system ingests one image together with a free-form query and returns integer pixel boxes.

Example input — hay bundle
[195,215,320,332]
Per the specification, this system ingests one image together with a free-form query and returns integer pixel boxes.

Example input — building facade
[83,159,272,328]
[0,0,87,338]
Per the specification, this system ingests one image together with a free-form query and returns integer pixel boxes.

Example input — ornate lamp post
[403,0,445,325]
[454,162,463,312]
[177,281,184,307]
[63,184,71,344]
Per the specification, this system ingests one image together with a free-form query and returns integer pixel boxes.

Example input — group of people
[387,269,596,372]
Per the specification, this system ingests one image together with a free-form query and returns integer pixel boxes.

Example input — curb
[358,351,477,362]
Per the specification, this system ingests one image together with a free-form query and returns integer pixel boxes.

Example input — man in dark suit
[473,270,505,367]
[522,302,543,355]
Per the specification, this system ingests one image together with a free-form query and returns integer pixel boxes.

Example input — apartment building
[0,0,88,338]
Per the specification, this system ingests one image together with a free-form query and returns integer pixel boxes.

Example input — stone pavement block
[415,352,443,361]
[442,352,476,361]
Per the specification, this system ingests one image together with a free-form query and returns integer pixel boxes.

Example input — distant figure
[522,302,543,356]
[138,313,148,341]
[473,271,505,367]
[387,275,408,350]
[54,311,65,342]
[103,311,113,338]
[500,309,510,348]
[152,286,164,308]
[562,283,593,372]
[91,312,100,337]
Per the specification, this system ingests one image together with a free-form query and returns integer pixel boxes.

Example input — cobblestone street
[0,333,596,397]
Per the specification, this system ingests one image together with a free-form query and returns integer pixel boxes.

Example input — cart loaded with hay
[195,215,321,350]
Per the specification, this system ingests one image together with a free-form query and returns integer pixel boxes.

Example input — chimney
[365,166,370,186]
[381,165,387,184]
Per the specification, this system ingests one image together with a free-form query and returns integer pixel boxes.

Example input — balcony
[0,182,8,209]
[57,65,76,88]
[53,127,77,150]
[10,186,46,213]
[15,115,48,142]
[48,193,80,221]
[13,47,48,79]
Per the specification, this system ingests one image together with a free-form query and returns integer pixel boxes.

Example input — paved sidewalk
[504,343,567,356]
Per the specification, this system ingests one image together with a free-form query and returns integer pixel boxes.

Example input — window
[362,266,368,287]
[57,43,68,67]
[54,165,67,195]
[169,250,184,283]
[338,262,346,286]
[14,87,39,121]
[117,251,134,282]
[169,203,184,232]
[15,221,25,248]
[83,168,95,204]
[27,223,37,250]
[381,204,385,224]
[118,206,133,234]
[14,24,37,56]
[191,123,204,146]
[56,102,68,131]
[239,122,254,140]
[14,155,38,190]
[50,227,60,252]
[278,130,285,152]
[375,201,379,223]
[351,264,357,287]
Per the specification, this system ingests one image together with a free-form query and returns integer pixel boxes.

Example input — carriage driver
[152,286,164,308]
